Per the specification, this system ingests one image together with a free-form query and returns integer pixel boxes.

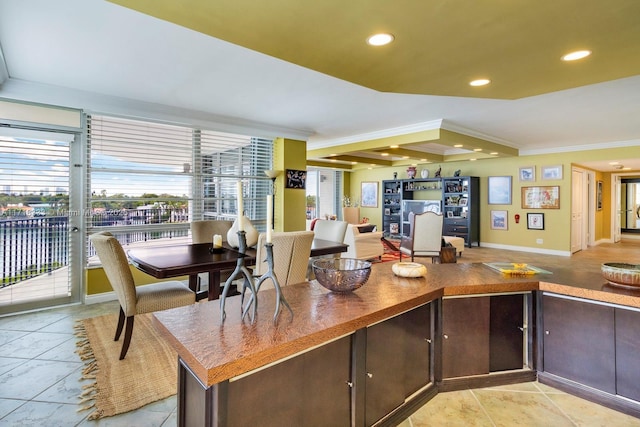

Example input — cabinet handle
[443,334,449,339]
[518,326,524,332]
[346,381,353,388]
[367,372,373,378]
[545,330,550,335]
[425,338,432,344]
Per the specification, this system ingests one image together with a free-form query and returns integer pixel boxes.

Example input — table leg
[208,271,221,301]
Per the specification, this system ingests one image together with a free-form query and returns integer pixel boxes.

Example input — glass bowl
[312,258,372,292]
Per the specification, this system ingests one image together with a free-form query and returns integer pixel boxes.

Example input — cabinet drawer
[445,218,468,226]
[444,224,468,234]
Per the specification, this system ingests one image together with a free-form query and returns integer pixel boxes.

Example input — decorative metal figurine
[219,230,257,322]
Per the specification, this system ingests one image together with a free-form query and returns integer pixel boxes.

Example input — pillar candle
[213,234,222,248]
[266,194,273,243]
[236,181,244,231]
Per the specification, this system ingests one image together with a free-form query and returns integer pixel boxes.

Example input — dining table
[127,238,348,301]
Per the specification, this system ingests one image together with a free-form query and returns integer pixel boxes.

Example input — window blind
[86,115,273,258]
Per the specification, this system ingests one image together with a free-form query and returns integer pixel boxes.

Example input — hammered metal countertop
[152,261,640,388]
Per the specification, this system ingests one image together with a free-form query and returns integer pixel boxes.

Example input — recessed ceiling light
[367,33,394,46]
[420,158,427,162]
[609,161,620,165]
[402,156,409,159]
[470,79,491,87]
[490,152,498,155]
[562,50,591,61]
[390,145,399,148]
[454,144,464,148]
[351,161,357,165]
[381,152,389,156]
[473,148,483,152]
[470,158,477,161]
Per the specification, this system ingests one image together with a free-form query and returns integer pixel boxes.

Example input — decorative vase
[406,166,417,179]
[227,216,259,248]
[421,169,429,179]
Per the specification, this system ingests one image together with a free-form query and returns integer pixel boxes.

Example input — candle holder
[220,230,257,323]
[241,242,293,322]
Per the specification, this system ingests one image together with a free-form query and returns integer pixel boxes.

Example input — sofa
[341,224,384,260]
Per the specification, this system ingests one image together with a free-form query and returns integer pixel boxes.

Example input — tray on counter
[483,262,552,276]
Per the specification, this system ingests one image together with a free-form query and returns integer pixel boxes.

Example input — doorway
[620,178,640,233]
[0,127,82,315]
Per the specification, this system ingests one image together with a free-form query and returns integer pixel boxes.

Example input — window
[86,115,272,258]
[305,169,343,221]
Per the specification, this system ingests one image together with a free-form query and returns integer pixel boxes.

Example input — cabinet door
[366,313,407,426]
[542,295,615,394]
[442,297,490,378]
[226,336,351,426]
[366,304,431,426]
[490,294,524,372]
[403,304,432,397]
[615,308,640,401]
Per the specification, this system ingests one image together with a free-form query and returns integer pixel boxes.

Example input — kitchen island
[153,261,640,426]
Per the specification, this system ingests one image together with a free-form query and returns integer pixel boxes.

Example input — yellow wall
[348,146,640,252]
[274,137,308,232]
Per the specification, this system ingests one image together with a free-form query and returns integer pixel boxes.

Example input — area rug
[75,313,177,420]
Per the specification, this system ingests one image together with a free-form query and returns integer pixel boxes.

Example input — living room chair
[342,224,384,260]
[89,231,195,360]
[309,220,348,278]
[399,211,444,263]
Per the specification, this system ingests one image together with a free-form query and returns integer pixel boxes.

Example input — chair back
[89,232,137,316]
[191,220,234,244]
[312,220,348,243]
[255,231,314,288]
[410,211,443,252]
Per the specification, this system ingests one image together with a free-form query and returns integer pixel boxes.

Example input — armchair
[341,224,384,260]
[399,211,444,263]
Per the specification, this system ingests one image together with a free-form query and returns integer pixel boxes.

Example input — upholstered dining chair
[89,231,195,360]
[308,220,348,279]
[399,211,444,263]
[190,220,234,295]
[252,231,315,290]
[191,220,234,244]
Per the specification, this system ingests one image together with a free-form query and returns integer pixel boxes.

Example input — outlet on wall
[536,238,543,244]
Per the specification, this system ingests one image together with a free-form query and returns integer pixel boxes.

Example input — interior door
[614,177,622,242]
[0,127,81,314]
[571,168,584,253]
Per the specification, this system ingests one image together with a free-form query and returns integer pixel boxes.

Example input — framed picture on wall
[597,180,603,211]
[519,166,535,182]
[521,186,560,209]
[285,169,307,189]
[527,213,544,230]
[488,176,512,205]
[490,210,508,230]
[541,165,563,180]
[361,181,378,208]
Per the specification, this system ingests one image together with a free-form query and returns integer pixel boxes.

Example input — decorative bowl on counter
[601,263,640,288]
[392,262,427,278]
[312,258,372,292]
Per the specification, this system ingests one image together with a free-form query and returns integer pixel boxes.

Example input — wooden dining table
[127,238,348,301]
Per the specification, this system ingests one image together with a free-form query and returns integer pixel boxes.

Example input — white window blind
[86,115,273,257]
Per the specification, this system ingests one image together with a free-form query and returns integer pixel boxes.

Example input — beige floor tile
[473,388,575,427]
[409,390,494,427]
[545,393,640,427]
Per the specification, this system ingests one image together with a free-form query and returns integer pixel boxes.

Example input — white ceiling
[0,0,639,171]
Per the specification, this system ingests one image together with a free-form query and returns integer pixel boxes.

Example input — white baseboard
[479,242,571,257]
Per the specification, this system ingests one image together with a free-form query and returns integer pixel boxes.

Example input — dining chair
[253,231,315,290]
[309,220,348,279]
[89,231,196,360]
[191,220,234,244]
[190,220,235,295]
[399,211,444,263]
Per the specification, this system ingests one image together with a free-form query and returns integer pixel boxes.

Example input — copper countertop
[152,262,640,388]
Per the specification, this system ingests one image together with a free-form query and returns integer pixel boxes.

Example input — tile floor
[2,241,640,426]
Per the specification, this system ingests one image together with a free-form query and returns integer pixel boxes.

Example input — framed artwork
[361,181,379,208]
[541,165,563,180]
[459,197,468,206]
[597,180,603,211]
[527,213,545,230]
[285,169,307,189]
[519,166,535,182]
[521,186,560,209]
[488,176,512,205]
[390,222,399,234]
[446,211,454,218]
[490,210,508,230]
[384,208,391,215]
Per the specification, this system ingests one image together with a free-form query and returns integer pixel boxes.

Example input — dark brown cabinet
[225,336,352,426]
[615,308,640,401]
[442,294,526,379]
[541,294,616,394]
[365,304,431,426]
[442,176,479,247]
